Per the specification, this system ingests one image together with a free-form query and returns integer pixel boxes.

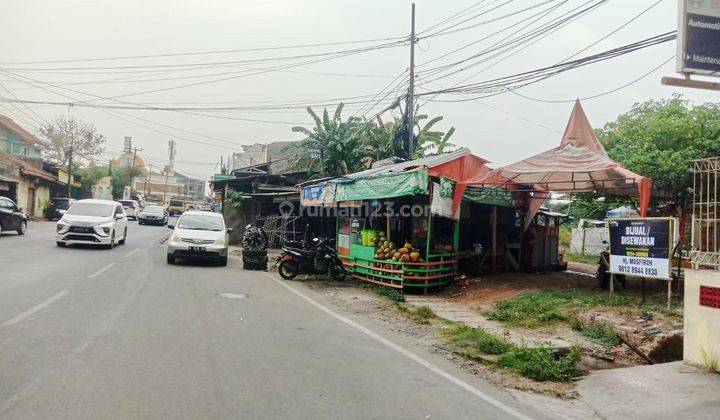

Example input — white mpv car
[166,211,231,266]
[56,199,128,248]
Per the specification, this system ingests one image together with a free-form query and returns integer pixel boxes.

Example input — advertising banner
[677,0,720,74]
[333,170,428,202]
[301,182,336,206]
[608,218,675,280]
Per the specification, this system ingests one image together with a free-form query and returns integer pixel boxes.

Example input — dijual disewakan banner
[607,218,676,280]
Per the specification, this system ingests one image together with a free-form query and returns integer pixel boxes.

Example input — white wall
[684,269,720,371]
[569,227,609,255]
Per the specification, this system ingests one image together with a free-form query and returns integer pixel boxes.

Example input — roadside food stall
[301,148,492,291]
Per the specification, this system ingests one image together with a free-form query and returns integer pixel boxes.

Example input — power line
[417,0,493,34]
[415,31,676,98]
[0,40,406,72]
[0,36,405,65]
[506,54,675,103]
[422,0,565,39]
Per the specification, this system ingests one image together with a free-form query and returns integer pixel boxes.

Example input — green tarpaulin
[334,170,429,202]
[463,186,515,207]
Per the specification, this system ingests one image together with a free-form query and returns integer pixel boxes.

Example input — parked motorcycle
[277,238,346,281]
[596,241,626,290]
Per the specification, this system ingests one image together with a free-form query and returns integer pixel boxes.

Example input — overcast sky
[0,0,716,182]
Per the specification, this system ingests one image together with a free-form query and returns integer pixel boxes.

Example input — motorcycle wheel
[329,262,346,281]
[278,260,299,280]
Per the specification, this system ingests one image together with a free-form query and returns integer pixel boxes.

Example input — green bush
[442,323,515,355]
[570,318,620,347]
[498,345,582,382]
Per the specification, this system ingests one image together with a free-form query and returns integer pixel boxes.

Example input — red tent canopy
[467,100,652,217]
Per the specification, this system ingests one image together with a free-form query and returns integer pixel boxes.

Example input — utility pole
[406,3,416,160]
[163,164,171,204]
[66,137,74,198]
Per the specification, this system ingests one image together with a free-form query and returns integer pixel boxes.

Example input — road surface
[0,220,552,419]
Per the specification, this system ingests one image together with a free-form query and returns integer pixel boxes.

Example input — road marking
[87,262,116,279]
[123,248,141,258]
[259,271,532,420]
[4,291,69,326]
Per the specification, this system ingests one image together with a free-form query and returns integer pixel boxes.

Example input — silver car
[166,211,232,266]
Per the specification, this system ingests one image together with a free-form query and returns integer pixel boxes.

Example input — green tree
[110,166,142,199]
[598,95,720,211]
[286,103,363,177]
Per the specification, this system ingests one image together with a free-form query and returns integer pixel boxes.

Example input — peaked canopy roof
[470,100,651,217]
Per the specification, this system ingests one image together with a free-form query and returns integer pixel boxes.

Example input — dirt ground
[435,269,684,368]
[270,265,684,398]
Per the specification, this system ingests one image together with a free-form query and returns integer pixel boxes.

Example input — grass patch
[570,318,620,347]
[438,321,584,382]
[441,323,515,355]
[700,347,720,374]
[363,284,405,302]
[498,345,582,382]
[563,252,599,265]
[398,305,435,324]
[485,289,681,329]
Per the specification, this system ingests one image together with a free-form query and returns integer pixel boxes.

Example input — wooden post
[426,213,433,259]
[385,202,391,242]
[609,273,614,298]
[667,279,672,310]
[491,205,497,270]
[453,219,460,249]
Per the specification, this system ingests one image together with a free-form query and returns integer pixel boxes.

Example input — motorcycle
[277,237,347,281]
[596,240,626,290]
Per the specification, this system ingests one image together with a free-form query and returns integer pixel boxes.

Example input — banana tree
[286,103,364,177]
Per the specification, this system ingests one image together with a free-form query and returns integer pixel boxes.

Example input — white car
[56,199,128,249]
[119,199,140,220]
[166,211,231,266]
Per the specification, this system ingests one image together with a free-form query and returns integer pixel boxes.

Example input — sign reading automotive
[678,0,720,74]
[608,218,675,280]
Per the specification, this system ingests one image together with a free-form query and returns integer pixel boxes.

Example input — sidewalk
[576,361,720,419]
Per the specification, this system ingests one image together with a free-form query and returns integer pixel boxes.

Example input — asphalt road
[0,220,551,420]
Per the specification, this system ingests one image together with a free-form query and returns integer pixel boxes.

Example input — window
[67,202,114,217]
[0,198,10,209]
[177,214,224,231]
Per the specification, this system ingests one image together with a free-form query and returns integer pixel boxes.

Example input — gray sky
[0,0,715,182]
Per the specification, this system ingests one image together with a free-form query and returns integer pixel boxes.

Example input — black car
[137,204,169,225]
[45,197,75,221]
[0,197,29,236]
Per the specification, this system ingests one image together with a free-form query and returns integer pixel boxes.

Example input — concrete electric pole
[406,3,416,160]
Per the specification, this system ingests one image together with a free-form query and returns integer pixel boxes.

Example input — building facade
[0,115,57,218]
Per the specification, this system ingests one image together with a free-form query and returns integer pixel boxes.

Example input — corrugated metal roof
[340,148,472,181]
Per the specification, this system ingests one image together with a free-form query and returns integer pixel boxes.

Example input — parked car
[138,204,169,225]
[56,199,128,248]
[119,199,140,220]
[166,211,231,266]
[45,197,75,221]
[0,197,28,236]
